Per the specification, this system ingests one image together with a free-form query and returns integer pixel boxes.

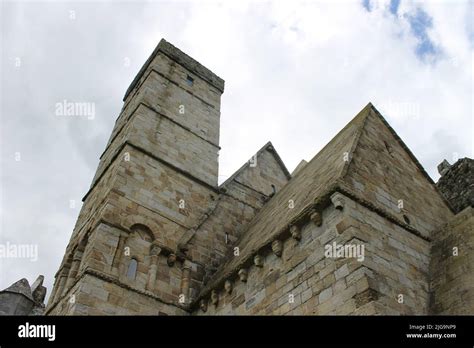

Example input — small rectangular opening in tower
[186,75,194,86]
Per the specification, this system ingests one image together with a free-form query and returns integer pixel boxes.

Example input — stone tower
[47,39,227,314]
[47,39,291,315]
[46,39,473,316]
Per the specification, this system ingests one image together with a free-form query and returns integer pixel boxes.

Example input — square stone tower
[46,39,225,315]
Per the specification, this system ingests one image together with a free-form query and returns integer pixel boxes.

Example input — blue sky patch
[389,0,400,15]
[362,0,371,12]
[406,7,440,60]
[361,0,441,61]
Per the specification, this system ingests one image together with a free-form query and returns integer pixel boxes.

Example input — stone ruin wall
[196,192,431,315]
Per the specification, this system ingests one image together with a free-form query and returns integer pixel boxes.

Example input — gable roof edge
[219,141,291,190]
[369,103,455,213]
[339,103,372,178]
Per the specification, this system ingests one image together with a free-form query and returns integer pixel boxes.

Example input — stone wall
[47,145,291,314]
[195,192,431,315]
[48,273,187,315]
[430,207,474,314]
[0,276,47,315]
[436,158,474,214]
[343,108,453,240]
[47,221,189,315]
[45,39,473,316]
[185,145,290,301]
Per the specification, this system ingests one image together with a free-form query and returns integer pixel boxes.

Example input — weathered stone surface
[44,39,473,317]
[436,158,473,214]
[0,276,47,315]
[430,207,474,314]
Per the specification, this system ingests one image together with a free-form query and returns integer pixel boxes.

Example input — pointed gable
[198,104,371,294]
[341,104,453,238]
[220,142,291,198]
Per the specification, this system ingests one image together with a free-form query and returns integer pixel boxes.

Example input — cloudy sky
[1,0,472,301]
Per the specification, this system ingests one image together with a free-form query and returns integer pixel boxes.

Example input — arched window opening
[130,224,154,242]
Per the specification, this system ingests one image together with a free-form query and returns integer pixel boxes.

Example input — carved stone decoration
[290,225,301,241]
[211,290,218,306]
[271,240,283,257]
[254,254,264,267]
[199,299,208,312]
[150,244,162,256]
[224,280,233,294]
[330,192,345,210]
[310,210,322,226]
[238,269,248,282]
[167,253,177,267]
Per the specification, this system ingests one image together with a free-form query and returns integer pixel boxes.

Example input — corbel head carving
[330,192,345,210]
[253,254,264,267]
[224,279,233,294]
[290,225,301,241]
[271,240,283,257]
[150,243,162,256]
[310,210,322,226]
[167,253,177,267]
[238,268,248,282]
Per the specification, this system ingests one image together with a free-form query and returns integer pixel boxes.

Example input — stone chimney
[437,159,451,176]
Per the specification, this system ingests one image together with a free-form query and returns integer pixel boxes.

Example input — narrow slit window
[403,214,411,225]
[186,75,194,86]
[126,258,138,280]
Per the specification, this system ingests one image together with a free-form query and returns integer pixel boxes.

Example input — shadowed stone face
[436,158,474,214]
[224,280,233,294]
[0,276,47,315]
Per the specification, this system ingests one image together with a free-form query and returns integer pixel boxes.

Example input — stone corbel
[330,192,345,210]
[224,279,233,294]
[238,268,248,282]
[150,243,162,256]
[310,209,322,226]
[253,254,264,267]
[271,240,283,257]
[211,290,218,306]
[167,253,177,267]
[290,225,301,241]
[200,298,208,312]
